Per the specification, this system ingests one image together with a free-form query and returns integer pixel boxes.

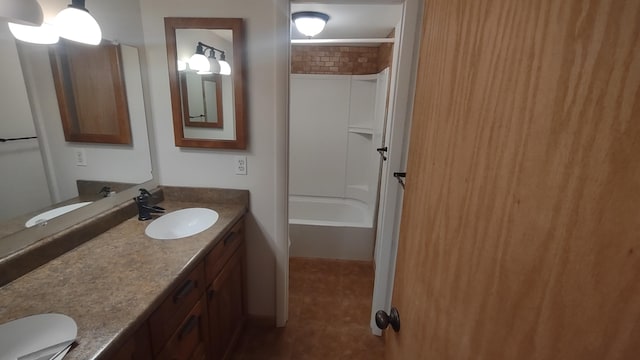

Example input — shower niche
[289,69,389,260]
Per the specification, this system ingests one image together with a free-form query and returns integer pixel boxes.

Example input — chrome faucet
[134,188,165,220]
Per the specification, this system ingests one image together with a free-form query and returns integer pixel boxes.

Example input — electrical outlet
[235,156,247,175]
[74,148,87,166]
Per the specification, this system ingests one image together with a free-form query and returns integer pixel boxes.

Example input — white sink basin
[25,201,93,228]
[145,208,219,240]
[0,313,77,360]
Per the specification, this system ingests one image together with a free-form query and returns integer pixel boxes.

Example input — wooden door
[386,0,640,359]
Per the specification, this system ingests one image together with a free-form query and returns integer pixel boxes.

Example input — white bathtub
[288,196,375,260]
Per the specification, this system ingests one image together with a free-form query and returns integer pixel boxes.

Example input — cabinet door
[106,324,152,360]
[156,298,209,360]
[207,246,246,360]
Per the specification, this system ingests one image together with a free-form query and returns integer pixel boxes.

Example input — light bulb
[208,57,221,74]
[54,7,102,45]
[218,59,231,75]
[292,12,329,38]
[189,53,209,72]
[0,0,43,26]
[8,22,59,44]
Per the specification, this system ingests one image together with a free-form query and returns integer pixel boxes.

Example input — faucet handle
[138,188,153,198]
[98,186,112,197]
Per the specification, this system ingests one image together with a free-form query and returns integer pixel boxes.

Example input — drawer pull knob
[178,315,198,340]
[223,231,236,246]
[173,279,196,303]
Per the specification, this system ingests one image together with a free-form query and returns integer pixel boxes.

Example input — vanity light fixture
[292,11,329,38]
[198,48,221,75]
[0,0,43,26]
[8,22,59,44]
[2,0,57,45]
[54,0,102,45]
[190,41,231,75]
[218,52,231,75]
[188,43,210,72]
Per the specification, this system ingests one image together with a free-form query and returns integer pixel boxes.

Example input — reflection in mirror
[180,72,223,128]
[0,24,152,252]
[165,18,247,149]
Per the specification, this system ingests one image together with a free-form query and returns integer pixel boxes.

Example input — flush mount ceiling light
[292,11,329,38]
[0,0,43,26]
[54,0,102,45]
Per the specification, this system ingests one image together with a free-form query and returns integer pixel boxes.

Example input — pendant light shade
[0,0,43,26]
[188,43,209,72]
[8,22,59,44]
[54,0,102,45]
[177,59,187,71]
[218,52,231,75]
[292,11,329,38]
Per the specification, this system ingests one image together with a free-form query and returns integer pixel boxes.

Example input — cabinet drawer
[150,262,205,355]
[106,323,152,360]
[156,298,209,360]
[205,219,244,284]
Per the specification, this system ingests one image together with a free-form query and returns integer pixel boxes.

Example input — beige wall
[139,0,289,319]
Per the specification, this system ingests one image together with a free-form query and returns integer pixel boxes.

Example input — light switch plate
[235,156,247,175]
[74,149,87,166]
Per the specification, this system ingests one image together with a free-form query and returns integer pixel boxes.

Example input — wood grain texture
[387,0,640,359]
[50,41,132,144]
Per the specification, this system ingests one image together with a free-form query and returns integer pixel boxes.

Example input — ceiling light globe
[292,11,329,38]
[54,7,102,45]
[0,0,43,26]
[208,57,221,74]
[8,22,59,44]
[218,60,231,75]
[188,53,209,72]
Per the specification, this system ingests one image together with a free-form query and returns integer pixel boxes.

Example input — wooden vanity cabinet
[207,245,246,360]
[108,323,152,360]
[106,216,246,360]
[205,218,246,360]
[149,263,206,356]
[156,298,209,360]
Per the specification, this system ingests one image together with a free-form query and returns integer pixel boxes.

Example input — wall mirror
[180,72,223,128]
[165,17,247,149]
[0,25,153,257]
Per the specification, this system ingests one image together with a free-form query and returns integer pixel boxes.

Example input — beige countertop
[0,198,247,360]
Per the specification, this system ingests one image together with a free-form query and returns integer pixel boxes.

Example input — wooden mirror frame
[164,17,247,149]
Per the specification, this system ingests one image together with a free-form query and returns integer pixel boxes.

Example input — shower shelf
[348,124,373,135]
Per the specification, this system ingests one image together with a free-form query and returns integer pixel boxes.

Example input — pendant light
[8,22,59,44]
[292,11,329,38]
[54,0,102,45]
[0,0,43,26]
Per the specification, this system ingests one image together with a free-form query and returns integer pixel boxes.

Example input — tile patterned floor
[231,257,385,360]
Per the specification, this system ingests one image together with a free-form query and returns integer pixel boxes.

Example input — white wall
[289,75,350,198]
[0,26,51,221]
[20,43,153,202]
[290,73,384,217]
[139,0,289,319]
[3,0,152,207]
